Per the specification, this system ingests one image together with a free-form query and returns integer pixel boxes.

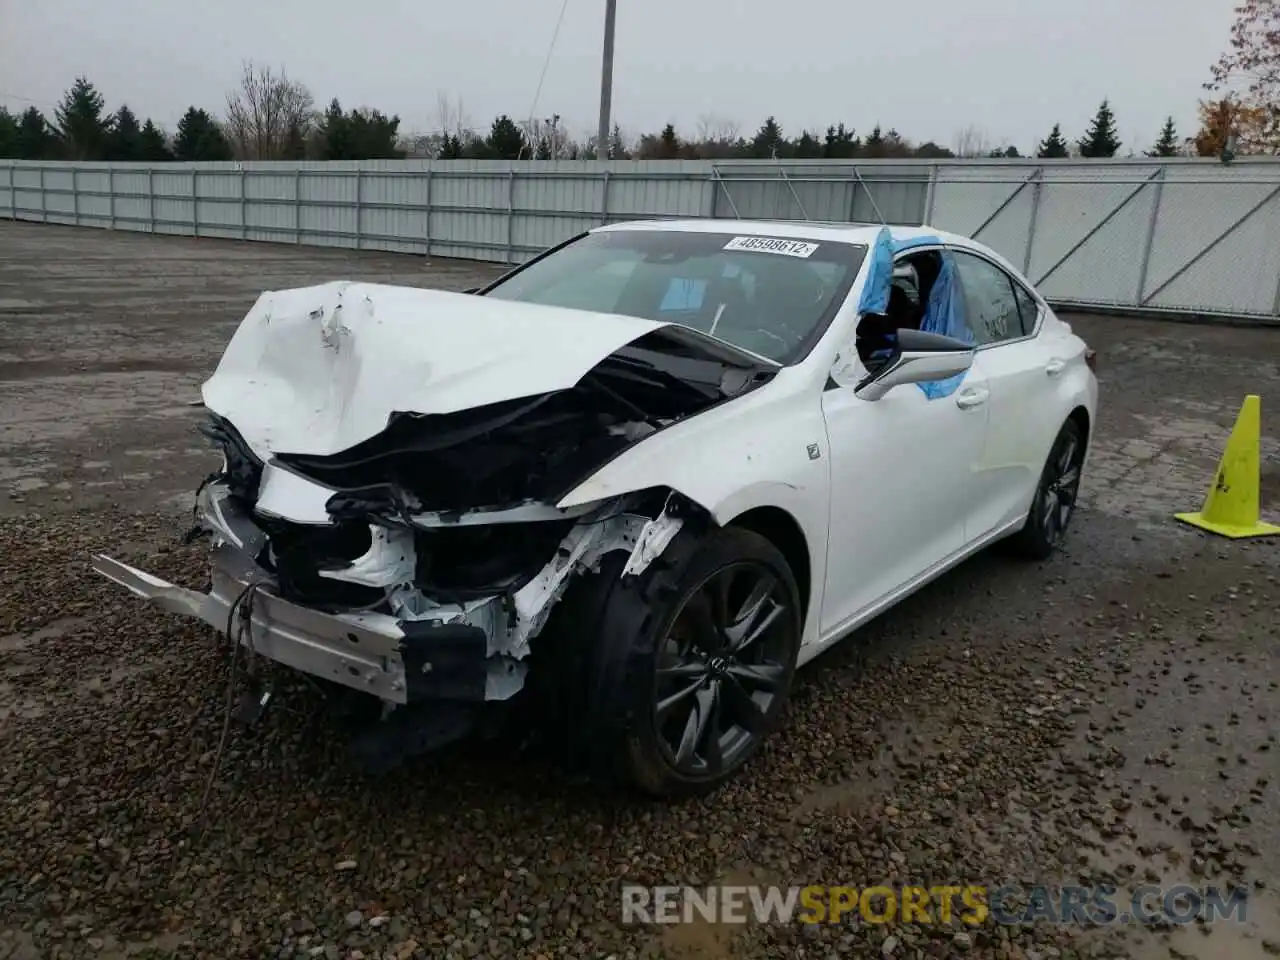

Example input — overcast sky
[0,0,1236,153]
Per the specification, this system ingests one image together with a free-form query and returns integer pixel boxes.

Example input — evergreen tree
[106,105,143,161]
[439,133,463,159]
[749,116,785,158]
[319,99,353,159]
[1037,123,1070,158]
[17,107,56,159]
[485,114,525,159]
[138,120,172,161]
[792,130,822,158]
[174,107,232,161]
[862,124,887,158]
[347,108,402,159]
[0,108,17,158]
[823,123,858,158]
[1078,99,1121,158]
[1147,117,1179,157]
[55,76,110,160]
[657,123,680,158]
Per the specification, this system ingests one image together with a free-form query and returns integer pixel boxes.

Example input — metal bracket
[779,167,809,220]
[710,166,742,219]
[970,168,1040,240]
[1034,168,1164,289]
[850,164,886,225]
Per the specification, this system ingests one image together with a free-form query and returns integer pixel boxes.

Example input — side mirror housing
[853,328,974,401]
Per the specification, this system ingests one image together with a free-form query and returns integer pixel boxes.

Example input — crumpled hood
[201,281,667,458]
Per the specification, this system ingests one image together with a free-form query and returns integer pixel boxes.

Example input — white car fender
[557,368,832,640]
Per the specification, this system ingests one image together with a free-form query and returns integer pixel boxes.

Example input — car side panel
[556,368,835,649]
[817,373,988,635]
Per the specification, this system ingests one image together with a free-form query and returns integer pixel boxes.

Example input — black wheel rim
[652,561,794,778]
[1040,431,1083,544]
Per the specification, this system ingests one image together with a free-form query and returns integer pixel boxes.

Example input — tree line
[4,2,1277,168]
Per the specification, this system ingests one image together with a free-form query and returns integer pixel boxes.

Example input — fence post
[294,168,302,244]
[39,166,46,222]
[108,167,115,230]
[147,168,155,232]
[600,169,610,226]
[192,169,199,237]
[1023,165,1043,276]
[923,164,938,225]
[1273,260,1280,319]
[1135,165,1166,306]
[424,167,433,256]
[506,168,516,264]
[239,165,247,240]
[72,167,80,226]
[354,168,363,250]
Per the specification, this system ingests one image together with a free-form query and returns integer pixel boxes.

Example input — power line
[521,0,572,158]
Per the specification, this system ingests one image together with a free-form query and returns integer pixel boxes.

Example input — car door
[950,248,1060,537]
[818,356,990,637]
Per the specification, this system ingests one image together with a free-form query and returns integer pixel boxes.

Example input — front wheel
[548,526,802,798]
[1008,418,1085,560]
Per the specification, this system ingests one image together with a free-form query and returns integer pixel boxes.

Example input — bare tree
[435,92,476,140]
[696,113,740,143]
[223,61,315,160]
[695,113,742,158]
[951,124,993,158]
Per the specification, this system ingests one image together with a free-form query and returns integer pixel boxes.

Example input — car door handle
[1045,358,1066,377]
[955,386,989,410]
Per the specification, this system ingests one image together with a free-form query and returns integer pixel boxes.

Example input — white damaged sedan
[93,219,1098,796]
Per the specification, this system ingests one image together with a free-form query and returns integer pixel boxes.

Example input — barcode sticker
[723,236,819,258]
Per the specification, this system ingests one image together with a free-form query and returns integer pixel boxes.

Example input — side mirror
[854,328,974,401]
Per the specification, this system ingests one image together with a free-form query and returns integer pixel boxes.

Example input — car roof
[594,218,974,250]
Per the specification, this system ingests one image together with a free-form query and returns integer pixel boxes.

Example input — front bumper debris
[93,545,434,704]
[93,482,683,708]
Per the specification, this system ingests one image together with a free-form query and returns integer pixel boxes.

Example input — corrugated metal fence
[3,158,1280,322]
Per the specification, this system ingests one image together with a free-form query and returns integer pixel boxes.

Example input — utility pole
[596,0,617,160]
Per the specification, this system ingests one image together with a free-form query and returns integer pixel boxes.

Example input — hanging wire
[520,0,572,159]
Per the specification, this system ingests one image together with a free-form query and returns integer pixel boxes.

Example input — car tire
[540,524,802,798]
[1008,418,1085,561]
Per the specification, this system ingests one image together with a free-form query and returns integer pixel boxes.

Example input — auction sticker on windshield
[723,236,819,258]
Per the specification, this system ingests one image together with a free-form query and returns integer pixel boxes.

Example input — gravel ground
[1,221,1279,960]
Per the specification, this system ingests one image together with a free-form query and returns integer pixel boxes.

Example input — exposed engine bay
[92,282,778,725]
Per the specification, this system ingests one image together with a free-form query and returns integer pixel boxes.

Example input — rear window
[481,229,867,363]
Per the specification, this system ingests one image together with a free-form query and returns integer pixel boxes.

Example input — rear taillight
[1085,348,1097,372]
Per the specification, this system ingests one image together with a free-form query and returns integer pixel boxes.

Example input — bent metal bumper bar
[91,545,415,704]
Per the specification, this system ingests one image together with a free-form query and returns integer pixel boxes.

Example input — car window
[951,250,1026,345]
[481,230,867,364]
[1012,280,1041,333]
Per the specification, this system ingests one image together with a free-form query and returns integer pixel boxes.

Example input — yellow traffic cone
[1175,394,1280,539]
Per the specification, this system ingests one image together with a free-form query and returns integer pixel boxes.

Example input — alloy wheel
[1041,431,1083,544]
[651,561,795,778]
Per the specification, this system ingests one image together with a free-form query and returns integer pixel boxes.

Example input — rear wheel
[1008,418,1085,560]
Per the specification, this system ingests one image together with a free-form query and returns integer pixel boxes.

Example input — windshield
[480,229,867,364]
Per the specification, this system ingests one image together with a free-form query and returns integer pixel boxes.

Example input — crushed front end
[91,284,773,768]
